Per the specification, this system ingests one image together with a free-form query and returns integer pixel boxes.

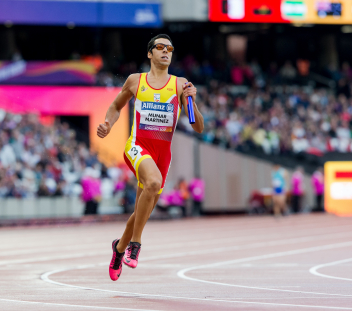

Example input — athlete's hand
[97,120,111,138]
[182,82,197,103]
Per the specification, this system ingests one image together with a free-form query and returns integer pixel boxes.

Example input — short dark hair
[147,34,173,53]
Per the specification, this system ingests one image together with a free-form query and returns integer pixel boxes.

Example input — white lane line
[0,298,162,311]
[177,240,352,297]
[39,240,352,311]
[6,229,352,266]
[40,270,352,310]
[310,258,352,282]
[263,286,301,287]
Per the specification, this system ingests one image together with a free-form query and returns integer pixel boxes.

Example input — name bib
[139,101,174,132]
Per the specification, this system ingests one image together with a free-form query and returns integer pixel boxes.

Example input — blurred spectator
[53,180,66,196]
[178,178,190,201]
[291,166,305,213]
[140,60,151,73]
[311,167,324,212]
[188,177,205,215]
[231,62,254,85]
[280,61,297,82]
[81,167,101,215]
[0,143,16,167]
[158,184,186,217]
[157,178,191,217]
[122,176,137,213]
[37,180,51,197]
[176,178,189,217]
[12,48,23,62]
[271,164,287,216]
[297,59,310,76]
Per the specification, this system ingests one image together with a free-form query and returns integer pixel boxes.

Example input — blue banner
[0,0,162,27]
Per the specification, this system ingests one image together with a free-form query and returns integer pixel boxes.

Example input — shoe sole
[123,259,137,269]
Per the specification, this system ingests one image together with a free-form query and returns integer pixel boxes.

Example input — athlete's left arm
[178,78,204,134]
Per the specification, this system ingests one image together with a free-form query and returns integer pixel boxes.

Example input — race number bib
[139,101,174,132]
[127,145,143,160]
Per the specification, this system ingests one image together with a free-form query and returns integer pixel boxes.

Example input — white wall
[170,132,314,211]
[160,0,208,21]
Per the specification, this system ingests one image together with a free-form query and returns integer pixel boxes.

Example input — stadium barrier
[169,132,315,212]
[0,197,83,219]
[0,197,121,219]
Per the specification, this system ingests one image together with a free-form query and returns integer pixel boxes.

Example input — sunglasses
[150,43,174,53]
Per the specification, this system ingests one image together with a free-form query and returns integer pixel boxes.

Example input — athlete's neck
[148,65,169,80]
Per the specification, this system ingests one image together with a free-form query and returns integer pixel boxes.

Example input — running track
[1,214,352,310]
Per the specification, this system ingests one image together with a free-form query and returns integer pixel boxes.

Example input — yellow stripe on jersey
[139,73,177,104]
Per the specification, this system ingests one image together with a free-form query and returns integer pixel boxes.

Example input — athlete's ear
[147,51,152,59]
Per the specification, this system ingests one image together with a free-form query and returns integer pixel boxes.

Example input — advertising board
[0,86,128,165]
[0,0,162,27]
[325,161,352,216]
[209,0,352,24]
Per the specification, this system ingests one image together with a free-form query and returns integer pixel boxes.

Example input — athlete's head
[147,34,173,67]
[273,163,281,171]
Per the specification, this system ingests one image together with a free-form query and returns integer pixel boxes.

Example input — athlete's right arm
[97,74,140,138]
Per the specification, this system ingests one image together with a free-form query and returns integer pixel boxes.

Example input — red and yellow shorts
[123,137,171,194]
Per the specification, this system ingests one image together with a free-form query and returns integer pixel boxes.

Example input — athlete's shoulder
[123,74,142,97]
[177,77,188,84]
[176,77,188,95]
[126,73,141,84]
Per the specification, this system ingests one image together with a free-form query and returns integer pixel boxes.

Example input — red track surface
[1,214,352,310]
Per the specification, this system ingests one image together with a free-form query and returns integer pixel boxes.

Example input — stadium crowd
[0,110,201,215]
[177,81,352,155]
[175,58,352,156]
[0,110,135,200]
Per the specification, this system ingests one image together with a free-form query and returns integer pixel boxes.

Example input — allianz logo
[142,102,166,110]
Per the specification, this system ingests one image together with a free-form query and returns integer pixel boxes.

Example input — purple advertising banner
[0,61,97,85]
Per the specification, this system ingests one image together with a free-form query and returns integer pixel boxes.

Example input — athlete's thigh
[137,158,162,186]
[124,139,151,178]
[156,151,172,189]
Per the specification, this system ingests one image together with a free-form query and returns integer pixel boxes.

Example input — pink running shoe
[122,242,141,269]
[123,243,132,264]
[109,239,124,281]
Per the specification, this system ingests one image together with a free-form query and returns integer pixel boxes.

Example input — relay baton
[186,84,196,124]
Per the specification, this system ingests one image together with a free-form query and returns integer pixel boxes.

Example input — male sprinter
[97,34,204,281]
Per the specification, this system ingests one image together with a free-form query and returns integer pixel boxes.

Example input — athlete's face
[148,38,173,67]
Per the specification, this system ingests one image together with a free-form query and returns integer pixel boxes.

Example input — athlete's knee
[144,178,162,195]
